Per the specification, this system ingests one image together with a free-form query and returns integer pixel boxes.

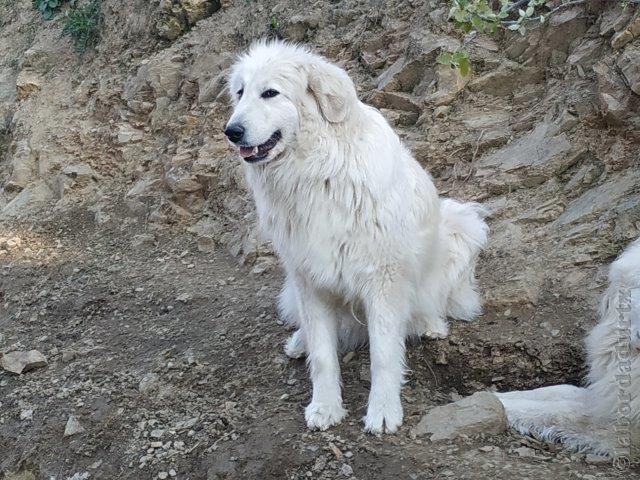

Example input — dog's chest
[250,170,379,287]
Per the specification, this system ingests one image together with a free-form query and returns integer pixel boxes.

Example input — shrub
[33,0,63,20]
[62,0,102,54]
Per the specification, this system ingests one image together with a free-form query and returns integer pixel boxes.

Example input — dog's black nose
[224,124,245,143]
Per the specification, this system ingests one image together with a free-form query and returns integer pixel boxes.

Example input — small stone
[328,442,342,459]
[342,351,355,364]
[339,463,353,477]
[139,373,160,394]
[169,469,177,477]
[150,429,165,438]
[1,350,48,374]
[64,415,86,437]
[158,472,168,480]
[515,446,536,458]
[20,409,33,421]
[585,454,609,465]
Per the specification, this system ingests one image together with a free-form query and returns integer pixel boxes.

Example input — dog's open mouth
[238,131,282,163]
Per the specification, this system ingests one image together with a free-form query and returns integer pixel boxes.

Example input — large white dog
[496,238,640,457]
[224,40,488,433]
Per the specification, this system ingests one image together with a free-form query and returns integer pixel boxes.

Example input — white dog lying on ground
[496,238,640,457]
[224,40,488,433]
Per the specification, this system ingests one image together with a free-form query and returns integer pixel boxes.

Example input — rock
[376,54,434,94]
[20,409,33,421]
[468,61,541,97]
[367,91,421,113]
[139,373,160,394]
[611,16,640,50]
[117,124,144,144]
[1,350,48,374]
[16,69,42,99]
[197,235,215,253]
[64,415,86,437]
[475,122,576,191]
[158,472,169,480]
[567,38,605,68]
[426,64,470,106]
[156,15,185,41]
[339,464,353,477]
[619,44,640,95]
[553,169,640,227]
[1,182,55,217]
[410,392,507,441]
[283,14,320,42]
[180,0,221,26]
[131,234,156,249]
[6,140,36,192]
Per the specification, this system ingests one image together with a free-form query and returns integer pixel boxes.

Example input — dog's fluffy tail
[440,199,489,321]
[495,386,617,456]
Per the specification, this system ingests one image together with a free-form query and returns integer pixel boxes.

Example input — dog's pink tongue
[239,146,256,158]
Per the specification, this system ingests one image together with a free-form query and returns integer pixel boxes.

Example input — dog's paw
[305,402,347,431]
[423,317,448,339]
[284,329,306,359]
[363,396,403,434]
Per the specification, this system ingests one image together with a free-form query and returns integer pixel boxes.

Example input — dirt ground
[0,203,636,480]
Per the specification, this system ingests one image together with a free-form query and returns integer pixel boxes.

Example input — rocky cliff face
[1,0,639,319]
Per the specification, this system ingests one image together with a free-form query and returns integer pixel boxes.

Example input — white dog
[496,238,640,456]
[225,40,488,433]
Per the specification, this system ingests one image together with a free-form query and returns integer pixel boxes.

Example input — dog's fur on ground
[496,238,640,456]
[225,40,488,433]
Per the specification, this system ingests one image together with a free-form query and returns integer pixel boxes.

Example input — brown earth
[1,0,639,479]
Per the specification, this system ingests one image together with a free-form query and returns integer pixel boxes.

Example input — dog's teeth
[252,146,259,155]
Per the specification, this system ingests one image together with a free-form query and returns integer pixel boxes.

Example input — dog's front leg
[363,284,408,434]
[296,279,347,430]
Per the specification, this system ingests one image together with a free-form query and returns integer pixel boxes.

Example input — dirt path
[0,208,635,479]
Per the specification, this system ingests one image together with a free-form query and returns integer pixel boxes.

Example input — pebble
[339,463,353,477]
[64,415,86,437]
[158,472,168,479]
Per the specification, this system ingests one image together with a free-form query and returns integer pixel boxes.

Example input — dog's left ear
[307,59,357,123]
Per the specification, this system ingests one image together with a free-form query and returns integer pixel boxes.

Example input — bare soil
[1,204,635,480]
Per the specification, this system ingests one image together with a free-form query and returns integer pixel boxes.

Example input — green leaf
[458,57,471,77]
[507,23,520,30]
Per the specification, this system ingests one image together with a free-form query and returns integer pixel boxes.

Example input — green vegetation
[62,0,102,54]
[33,0,63,20]
[438,0,638,78]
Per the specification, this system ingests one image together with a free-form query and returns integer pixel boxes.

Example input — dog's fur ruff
[496,238,640,456]
[226,40,488,433]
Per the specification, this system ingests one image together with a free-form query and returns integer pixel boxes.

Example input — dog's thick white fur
[226,40,488,433]
[496,238,640,456]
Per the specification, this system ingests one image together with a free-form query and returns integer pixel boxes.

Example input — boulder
[1,350,48,374]
[411,392,507,441]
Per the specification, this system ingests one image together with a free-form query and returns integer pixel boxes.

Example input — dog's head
[224,40,357,165]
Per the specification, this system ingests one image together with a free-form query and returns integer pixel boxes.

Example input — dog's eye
[236,88,244,97]
[261,89,280,99]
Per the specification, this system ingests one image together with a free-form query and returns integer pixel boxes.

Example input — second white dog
[224,40,488,433]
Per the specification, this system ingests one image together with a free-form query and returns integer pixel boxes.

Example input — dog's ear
[307,59,357,123]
